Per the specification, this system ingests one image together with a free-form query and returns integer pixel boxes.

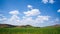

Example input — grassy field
[0,27,60,34]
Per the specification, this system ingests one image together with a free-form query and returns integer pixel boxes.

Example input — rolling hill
[0,24,60,28]
[0,24,60,34]
[0,24,16,28]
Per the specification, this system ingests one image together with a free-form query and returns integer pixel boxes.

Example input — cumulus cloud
[7,10,20,25]
[21,15,50,26]
[57,9,60,12]
[21,17,34,25]
[9,15,20,21]
[24,5,40,16]
[24,9,40,16]
[35,16,50,23]
[7,15,20,25]
[6,9,50,26]
[1,5,56,27]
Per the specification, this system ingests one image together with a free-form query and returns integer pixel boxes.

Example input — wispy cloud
[0,14,7,24]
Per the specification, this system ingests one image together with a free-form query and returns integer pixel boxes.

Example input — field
[0,27,60,34]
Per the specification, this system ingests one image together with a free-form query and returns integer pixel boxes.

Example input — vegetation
[0,27,60,34]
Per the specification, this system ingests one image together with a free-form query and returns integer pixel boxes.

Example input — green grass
[0,27,60,34]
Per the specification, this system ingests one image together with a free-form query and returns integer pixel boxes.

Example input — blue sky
[0,0,60,27]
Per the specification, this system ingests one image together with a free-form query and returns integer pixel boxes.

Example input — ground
[0,27,60,34]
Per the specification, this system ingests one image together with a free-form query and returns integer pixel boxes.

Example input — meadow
[0,27,60,34]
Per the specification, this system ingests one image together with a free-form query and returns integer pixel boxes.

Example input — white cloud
[42,0,48,4]
[24,9,40,16]
[1,5,57,27]
[0,17,7,21]
[0,4,51,27]
[42,0,55,4]
[57,9,60,12]
[27,5,33,9]
[37,16,50,21]
[35,16,50,23]
[7,15,20,25]
[24,5,40,16]
[0,14,7,21]
[49,0,55,4]
[20,15,50,26]
[0,15,7,24]
[6,10,50,26]
[9,10,19,15]
[6,10,20,25]
[21,17,34,25]
[9,15,20,21]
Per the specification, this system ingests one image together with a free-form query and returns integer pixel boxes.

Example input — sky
[0,0,60,27]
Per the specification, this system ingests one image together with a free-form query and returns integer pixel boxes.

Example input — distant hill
[52,24,60,27]
[0,24,60,28]
[46,24,60,28]
[0,24,16,28]
[0,24,33,28]
[15,25,34,28]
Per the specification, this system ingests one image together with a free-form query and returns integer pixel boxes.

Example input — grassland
[0,27,60,34]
